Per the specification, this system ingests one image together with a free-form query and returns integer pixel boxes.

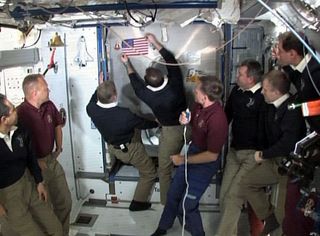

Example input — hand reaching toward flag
[120,53,134,74]
[120,53,128,63]
[145,33,163,51]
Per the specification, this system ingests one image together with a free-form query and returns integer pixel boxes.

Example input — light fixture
[180,14,200,28]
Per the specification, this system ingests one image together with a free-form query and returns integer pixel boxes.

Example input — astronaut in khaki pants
[0,93,62,236]
[0,172,63,236]
[17,74,72,235]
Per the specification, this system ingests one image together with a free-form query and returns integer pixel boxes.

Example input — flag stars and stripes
[121,37,149,56]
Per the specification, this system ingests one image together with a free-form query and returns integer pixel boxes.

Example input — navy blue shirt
[225,85,265,150]
[86,91,158,146]
[0,126,42,188]
[259,96,306,159]
[283,57,320,132]
[128,48,187,126]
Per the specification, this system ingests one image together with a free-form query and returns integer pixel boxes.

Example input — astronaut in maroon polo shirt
[17,74,72,236]
[151,76,228,236]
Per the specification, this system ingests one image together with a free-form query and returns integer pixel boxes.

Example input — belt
[113,143,129,153]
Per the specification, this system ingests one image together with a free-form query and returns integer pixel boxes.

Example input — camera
[278,131,320,235]
[278,131,320,193]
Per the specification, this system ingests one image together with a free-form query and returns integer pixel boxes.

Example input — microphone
[288,99,320,117]
[185,108,190,121]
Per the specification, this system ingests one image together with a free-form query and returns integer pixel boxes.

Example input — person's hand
[171,154,185,166]
[120,53,129,63]
[37,182,48,202]
[145,33,157,44]
[179,111,191,125]
[38,159,47,171]
[0,203,7,217]
[254,151,264,164]
[52,148,62,159]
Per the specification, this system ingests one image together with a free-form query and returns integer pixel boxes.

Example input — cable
[124,0,157,26]
[181,108,190,236]
[21,29,42,49]
[305,60,320,96]
[32,0,74,15]
[143,0,158,23]
[181,124,189,236]
[124,0,141,24]
[301,31,320,97]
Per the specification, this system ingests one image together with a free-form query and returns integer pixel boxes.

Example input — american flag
[122,37,149,56]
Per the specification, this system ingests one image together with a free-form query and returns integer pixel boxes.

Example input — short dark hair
[0,93,10,119]
[144,67,164,88]
[263,70,290,95]
[240,59,263,83]
[97,80,117,104]
[198,75,223,102]
[278,31,310,57]
[22,74,42,95]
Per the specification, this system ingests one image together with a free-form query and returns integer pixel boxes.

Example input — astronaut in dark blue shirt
[121,33,187,205]
[0,94,62,236]
[87,80,158,211]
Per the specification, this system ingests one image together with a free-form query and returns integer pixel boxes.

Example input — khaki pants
[216,156,288,236]
[216,149,256,236]
[158,125,184,205]
[0,224,20,236]
[0,172,62,236]
[108,131,157,202]
[40,154,72,236]
[241,158,288,236]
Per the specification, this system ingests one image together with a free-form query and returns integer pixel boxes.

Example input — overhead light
[180,14,199,28]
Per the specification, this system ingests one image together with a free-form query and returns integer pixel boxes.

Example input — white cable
[305,60,320,96]
[181,108,190,236]
[181,124,189,236]
[302,31,320,97]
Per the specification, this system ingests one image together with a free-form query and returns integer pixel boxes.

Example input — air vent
[74,213,98,227]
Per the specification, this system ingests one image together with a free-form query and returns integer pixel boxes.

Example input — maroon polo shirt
[17,100,63,158]
[191,102,228,153]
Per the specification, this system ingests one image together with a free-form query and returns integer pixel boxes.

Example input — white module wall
[65,27,103,174]
[78,178,110,200]
[0,27,81,220]
[40,27,103,204]
[37,29,80,220]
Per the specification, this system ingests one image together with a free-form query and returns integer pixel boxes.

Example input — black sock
[261,213,279,235]
[150,227,167,236]
[129,200,151,211]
